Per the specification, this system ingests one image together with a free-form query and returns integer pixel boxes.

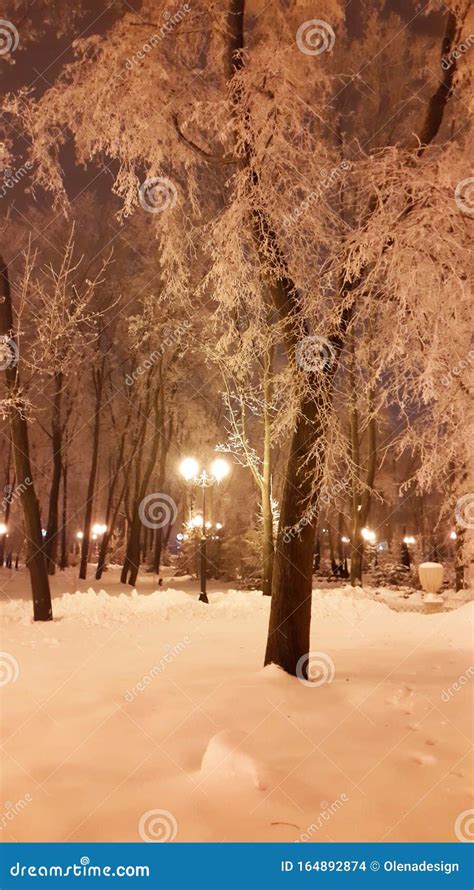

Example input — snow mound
[1,584,472,631]
[200,729,267,791]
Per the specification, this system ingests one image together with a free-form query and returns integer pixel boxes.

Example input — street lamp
[361,527,376,543]
[92,523,107,536]
[179,456,230,603]
[0,522,7,536]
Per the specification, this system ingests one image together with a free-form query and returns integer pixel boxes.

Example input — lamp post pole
[199,479,208,603]
[180,457,230,605]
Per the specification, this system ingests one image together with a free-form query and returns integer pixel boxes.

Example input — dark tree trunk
[45,371,63,575]
[261,345,274,596]
[153,525,163,575]
[122,379,172,586]
[0,442,13,567]
[121,516,142,586]
[264,390,321,674]
[0,257,52,620]
[454,529,465,591]
[79,363,104,579]
[59,455,69,570]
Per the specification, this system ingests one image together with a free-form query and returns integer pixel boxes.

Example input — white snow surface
[1,570,473,843]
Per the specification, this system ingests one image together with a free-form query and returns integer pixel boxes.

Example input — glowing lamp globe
[180,457,199,481]
[211,458,229,482]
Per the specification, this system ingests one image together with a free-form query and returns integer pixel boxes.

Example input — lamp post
[180,457,229,603]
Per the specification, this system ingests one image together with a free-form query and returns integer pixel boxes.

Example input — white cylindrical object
[418,562,444,594]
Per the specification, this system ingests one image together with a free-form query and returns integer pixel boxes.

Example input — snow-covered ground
[1,567,473,843]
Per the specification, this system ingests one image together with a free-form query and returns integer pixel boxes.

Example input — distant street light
[179,455,230,603]
[0,522,7,536]
[449,530,457,541]
[403,535,416,545]
[76,531,84,540]
[92,523,107,536]
[361,527,376,543]
[188,514,203,529]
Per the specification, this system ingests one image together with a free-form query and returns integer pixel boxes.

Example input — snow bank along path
[1,584,472,843]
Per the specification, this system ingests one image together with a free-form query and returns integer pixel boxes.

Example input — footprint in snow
[412,752,437,766]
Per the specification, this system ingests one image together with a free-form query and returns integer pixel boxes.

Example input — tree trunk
[153,525,163,575]
[59,454,69,570]
[0,257,52,620]
[79,363,104,579]
[261,345,274,596]
[0,442,13,567]
[264,391,320,674]
[121,516,141,585]
[45,371,63,575]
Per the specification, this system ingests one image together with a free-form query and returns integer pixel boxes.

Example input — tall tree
[0,255,52,620]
